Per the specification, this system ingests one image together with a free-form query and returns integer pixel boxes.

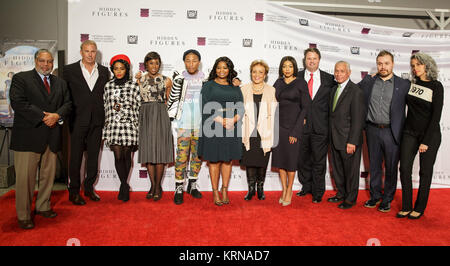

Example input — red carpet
[0,189,449,246]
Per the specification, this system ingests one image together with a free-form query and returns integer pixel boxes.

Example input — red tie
[308,73,313,99]
[43,76,51,94]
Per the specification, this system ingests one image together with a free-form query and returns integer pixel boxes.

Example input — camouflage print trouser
[175,128,202,182]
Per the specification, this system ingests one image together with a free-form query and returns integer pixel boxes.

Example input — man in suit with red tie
[328,61,366,209]
[63,40,110,205]
[10,49,72,229]
[296,48,335,203]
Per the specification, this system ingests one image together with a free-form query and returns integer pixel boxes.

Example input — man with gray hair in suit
[328,61,366,210]
[10,49,72,229]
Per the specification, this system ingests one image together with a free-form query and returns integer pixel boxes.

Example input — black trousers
[366,125,400,203]
[298,133,328,199]
[399,132,441,213]
[68,124,103,194]
[330,144,361,204]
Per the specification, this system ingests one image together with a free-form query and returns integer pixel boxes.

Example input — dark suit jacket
[358,74,410,144]
[62,61,109,131]
[298,70,336,136]
[329,80,366,151]
[10,69,72,153]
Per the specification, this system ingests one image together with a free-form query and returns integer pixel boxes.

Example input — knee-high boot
[245,167,257,201]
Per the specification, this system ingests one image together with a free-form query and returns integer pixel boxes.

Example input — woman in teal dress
[198,56,244,206]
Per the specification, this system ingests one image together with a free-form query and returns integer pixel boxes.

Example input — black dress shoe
[35,209,57,218]
[312,198,322,203]
[84,190,101,201]
[364,198,381,208]
[338,202,354,210]
[69,193,86,206]
[18,219,34,229]
[327,195,344,203]
[378,202,391,213]
[296,190,310,197]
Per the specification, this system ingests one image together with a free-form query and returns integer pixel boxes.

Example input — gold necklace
[252,83,265,94]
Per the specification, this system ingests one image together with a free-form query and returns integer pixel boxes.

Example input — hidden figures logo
[209,11,244,21]
[92,7,128,17]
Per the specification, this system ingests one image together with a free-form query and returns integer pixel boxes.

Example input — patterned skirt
[102,120,139,147]
[138,102,174,164]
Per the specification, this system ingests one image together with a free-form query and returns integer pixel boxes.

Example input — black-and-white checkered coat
[102,79,141,147]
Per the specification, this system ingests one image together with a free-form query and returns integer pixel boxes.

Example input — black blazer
[10,69,72,153]
[359,74,410,144]
[298,70,336,136]
[329,80,366,151]
[62,61,110,131]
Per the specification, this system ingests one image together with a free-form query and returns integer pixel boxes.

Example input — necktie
[43,76,51,94]
[308,73,313,99]
[332,84,341,112]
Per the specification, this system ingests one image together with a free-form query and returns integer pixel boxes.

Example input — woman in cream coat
[241,60,278,201]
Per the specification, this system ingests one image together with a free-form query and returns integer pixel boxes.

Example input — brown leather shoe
[35,209,57,218]
[18,219,34,230]
[84,190,101,201]
[69,193,86,205]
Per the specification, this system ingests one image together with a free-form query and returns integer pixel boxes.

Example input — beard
[378,70,392,78]
[36,67,52,76]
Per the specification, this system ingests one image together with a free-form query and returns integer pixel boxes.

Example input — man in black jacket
[296,48,335,203]
[63,40,110,205]
[10,49,72,229]
[359,50,410,212]
[328,61,366,209]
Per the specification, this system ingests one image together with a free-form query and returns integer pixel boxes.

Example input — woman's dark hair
[208,56,238,85]
[278,56,298,79]
[144,51,161,72]
[110,59,131,81]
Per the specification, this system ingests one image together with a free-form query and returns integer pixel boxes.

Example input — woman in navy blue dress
[271,56,310,206]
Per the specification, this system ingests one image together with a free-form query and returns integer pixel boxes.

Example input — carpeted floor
[0,189,449,246]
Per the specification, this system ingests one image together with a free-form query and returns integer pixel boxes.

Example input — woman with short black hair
[103,54,140,202]
[138,51,174,201]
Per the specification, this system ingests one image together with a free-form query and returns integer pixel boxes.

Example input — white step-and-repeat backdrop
[68,0,450,191]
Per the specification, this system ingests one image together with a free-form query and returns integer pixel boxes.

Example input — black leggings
[110,145,134,189]
[399,133,441,213]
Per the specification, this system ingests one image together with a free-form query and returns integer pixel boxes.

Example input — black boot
[244,182,256,201]
[256,167,266,200]
[118,183,130,202]
[257,182,265,200]
[174,182,184,205]
[245,167,257,201]
[187,179,202,199]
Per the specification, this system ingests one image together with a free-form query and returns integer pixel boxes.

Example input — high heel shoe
[408,211,423,219]
[153,186,162,201]
[279,198,284,204]
[221,186,229,204]
[282,199,291,206]
[396,210,411,218]
[282,191,293,206]
[146,185,154,199]
[213,189,223,206]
